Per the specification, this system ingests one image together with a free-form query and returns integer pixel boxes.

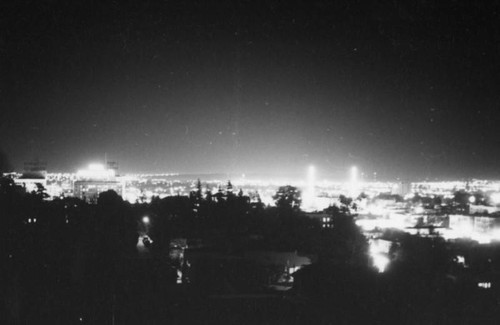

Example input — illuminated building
[447,214,500,244]
[106,161,119,175]
[392,181,411,197]
[469,205,500,215]
[14,160,47,193]
[73,163,123,203]
[305,212,333,228]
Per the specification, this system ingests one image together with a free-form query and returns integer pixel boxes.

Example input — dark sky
[2,0,500,180]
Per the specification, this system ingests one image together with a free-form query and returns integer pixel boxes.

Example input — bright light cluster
[442,214,500,244]
[478,282,491,289]
[76,164,115,180]
[369,239,391,273]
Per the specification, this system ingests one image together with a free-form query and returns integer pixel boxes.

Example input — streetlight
[142,216,150,224]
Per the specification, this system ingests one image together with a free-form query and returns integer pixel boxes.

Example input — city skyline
[3,1,500,180]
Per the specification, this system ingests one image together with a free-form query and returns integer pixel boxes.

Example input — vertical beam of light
[348,166,360,197]
[303,165,316,211]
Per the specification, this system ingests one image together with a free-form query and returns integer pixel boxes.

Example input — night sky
[2,1,500,180]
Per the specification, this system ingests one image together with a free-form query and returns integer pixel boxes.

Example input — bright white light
[89,163,105,171]
[142,216,150,224]
[478,282,491,289]
[348,166,360,197]
[367,204,385,216]
[490,192,500,205]
[350,166,358,183]
[414,206,424,214]
[302,165,317,212]
[373,254,390,273]
[468,196,476,204]
[404,193,415,200]
[356,219,376,231]
[472,233,492,245]
[449,215,474,237]
[492,229,500,240]
[77,163,115,180]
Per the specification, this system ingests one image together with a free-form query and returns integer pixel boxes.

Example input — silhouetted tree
[273,185,301,211]
[388,235,451,276]
[339,194,355,214]
[34,182,49,200]
[215,186,225,203]
[205,189,213,202]
[189,179,203,206]
[226,180,233,195]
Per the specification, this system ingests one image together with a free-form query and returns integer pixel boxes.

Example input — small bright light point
[142,216,150,224]
[468,196,476,204]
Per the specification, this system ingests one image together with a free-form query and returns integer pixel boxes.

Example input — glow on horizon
[88,163,105,171]
[76,163,115,180]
